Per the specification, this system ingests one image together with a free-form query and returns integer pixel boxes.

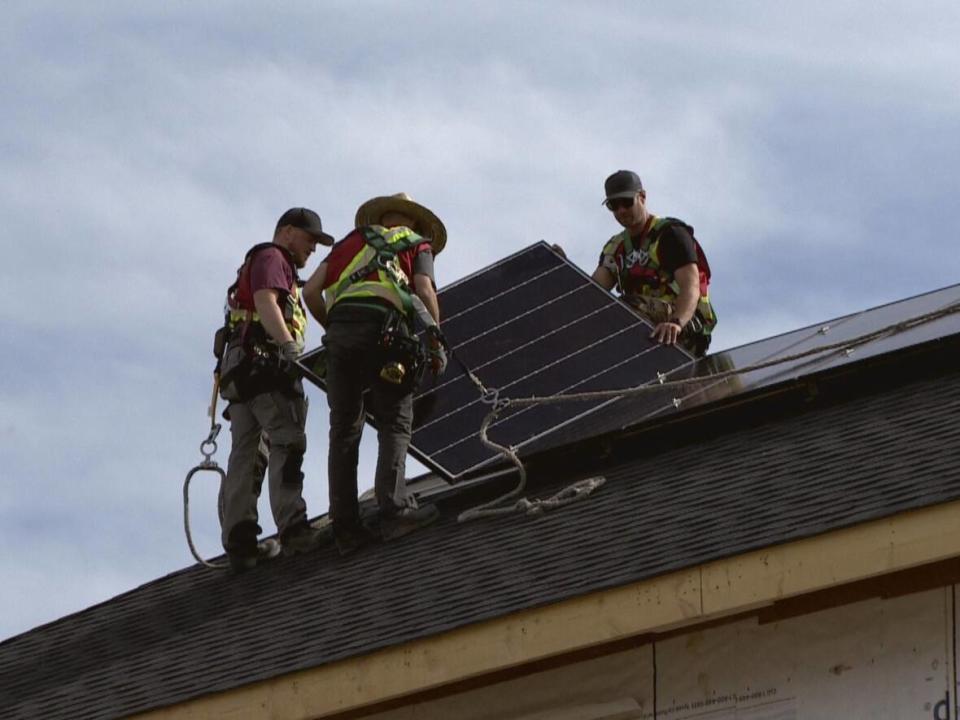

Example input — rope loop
[183,422,230,570]
[183,463,228,570]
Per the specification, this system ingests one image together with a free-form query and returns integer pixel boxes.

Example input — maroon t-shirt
[249,246,296,296]
[321,228,434,291]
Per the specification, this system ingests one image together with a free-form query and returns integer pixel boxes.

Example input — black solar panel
[301,242,960,481]
[410,243,692,477]
[301,242,692,479]
[679,281,960,403]
[522,282,960,456]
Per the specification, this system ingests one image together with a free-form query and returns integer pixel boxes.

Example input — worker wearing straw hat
[304,193,447,554]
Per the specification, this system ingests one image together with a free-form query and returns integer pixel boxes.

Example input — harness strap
[338,226,421,315]
[225,244,306,357]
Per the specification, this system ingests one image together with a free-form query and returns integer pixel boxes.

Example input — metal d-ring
[184,422,228,569]
[199,423,221,465]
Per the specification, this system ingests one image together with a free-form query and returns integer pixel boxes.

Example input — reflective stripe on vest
[228,285,306,346]
[325,226,424,315]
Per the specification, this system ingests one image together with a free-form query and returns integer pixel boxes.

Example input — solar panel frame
[300,242,693,480]
[406,242,693,478]
[300,241,960,483]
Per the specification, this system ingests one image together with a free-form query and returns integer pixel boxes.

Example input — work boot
[228,550,258,574]
[334,524,372,557]
[228,538,281,573]
[226,521,260,574]
[280,524,326,556]
[380,503,440,542]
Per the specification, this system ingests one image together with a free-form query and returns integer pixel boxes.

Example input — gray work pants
[324,314,414,532]
[221,390,308,552]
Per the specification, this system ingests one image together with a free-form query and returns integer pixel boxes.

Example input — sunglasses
[605,197,635,211]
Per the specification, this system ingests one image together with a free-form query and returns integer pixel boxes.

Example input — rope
[456,299,960,522]
[456,394,607,522]
[184,466,228,570]
[183,424,228,569]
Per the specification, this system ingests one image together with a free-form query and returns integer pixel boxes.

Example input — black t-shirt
[646,223,698,274]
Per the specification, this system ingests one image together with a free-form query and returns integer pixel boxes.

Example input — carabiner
[199,423,221,466]
[183,422,228,570]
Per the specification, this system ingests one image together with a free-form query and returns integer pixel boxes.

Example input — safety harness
[325,226,430,317]
[326,226,445,390]
[215,243,306,402]
[225,242,306,348]
[610,216,718,344]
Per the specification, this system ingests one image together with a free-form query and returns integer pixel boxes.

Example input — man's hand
[429,345,448,376]
[651,320,683,346]
[278,340,302,378]
[425,325,448,376]
[280,341,301,363]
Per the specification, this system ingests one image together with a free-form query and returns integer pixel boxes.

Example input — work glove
[280,340,301,362]
[278,340,302,378]
[429,345,448,377]
[425,326,448,377]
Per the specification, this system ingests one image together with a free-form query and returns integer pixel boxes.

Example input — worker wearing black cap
[593,171,717,356]
[217,207,335,572]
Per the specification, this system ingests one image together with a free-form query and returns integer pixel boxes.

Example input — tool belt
[215,324,299,403]
[377,309,426,392]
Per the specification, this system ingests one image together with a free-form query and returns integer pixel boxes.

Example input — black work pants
[324,310,415,533]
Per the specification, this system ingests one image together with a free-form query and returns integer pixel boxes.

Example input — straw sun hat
[354,192,447,254]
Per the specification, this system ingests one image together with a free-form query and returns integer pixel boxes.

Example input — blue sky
[2,1,959,641]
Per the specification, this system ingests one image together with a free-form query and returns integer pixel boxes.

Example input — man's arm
[413,272,446,375]
[650,262,700,346]
[302,262,328,328]
[253,288,296,345]
[670,263,700,326]
[591,265,617,291]
[413,273,440,324]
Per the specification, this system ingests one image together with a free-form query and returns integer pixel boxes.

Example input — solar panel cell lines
[302,241,960,482]
[411,243,691,478]
[523,283,960,455]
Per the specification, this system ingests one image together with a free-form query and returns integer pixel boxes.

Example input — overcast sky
[2,1,959,642]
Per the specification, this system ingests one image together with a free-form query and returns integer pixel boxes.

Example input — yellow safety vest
[603,216,717,337]
[325,225,427,316]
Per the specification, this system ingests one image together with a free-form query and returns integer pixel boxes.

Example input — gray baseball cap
[603,170,644,203]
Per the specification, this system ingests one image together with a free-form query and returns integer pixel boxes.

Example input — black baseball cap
[602,170,644,203]
[276,207,335,246]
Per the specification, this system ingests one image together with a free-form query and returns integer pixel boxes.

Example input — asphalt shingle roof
[2,348,960,719]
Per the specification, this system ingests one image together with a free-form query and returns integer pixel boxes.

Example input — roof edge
[131,497,960,720]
